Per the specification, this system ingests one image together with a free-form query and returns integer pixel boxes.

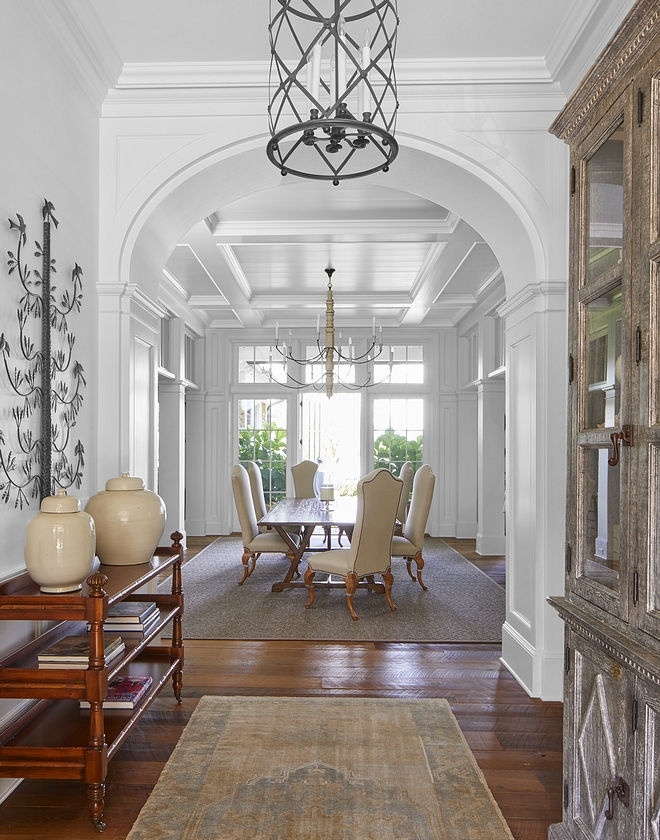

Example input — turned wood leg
[304,567,316,608]
[382,568,397,612]
[413,551,428,591]
[345,572,359,621]
[239,549,257,585]
[405,557,417,582]
[88,782,106,832]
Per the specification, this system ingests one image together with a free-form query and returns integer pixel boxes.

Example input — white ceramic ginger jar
[85,473,166,565]
[24,488,96,593]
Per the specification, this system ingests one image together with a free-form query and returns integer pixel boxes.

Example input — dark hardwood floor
[0,538,562,840]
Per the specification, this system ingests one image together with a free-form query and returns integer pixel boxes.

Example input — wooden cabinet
[0,533,184,831]
[549,2,660,838]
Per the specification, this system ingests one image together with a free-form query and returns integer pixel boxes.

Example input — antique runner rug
[126,695,514,840]
[159,537,505,642]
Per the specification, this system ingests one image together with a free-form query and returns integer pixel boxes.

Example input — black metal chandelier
[267,0,399,185]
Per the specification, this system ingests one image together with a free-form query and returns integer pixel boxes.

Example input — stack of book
[38,635,125,669]
[79,675,153,709]
[101,601,160,633]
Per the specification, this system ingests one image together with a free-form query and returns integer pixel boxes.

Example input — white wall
[0,0,104,801]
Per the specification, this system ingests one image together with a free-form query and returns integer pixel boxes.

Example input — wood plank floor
[0,539,562,840]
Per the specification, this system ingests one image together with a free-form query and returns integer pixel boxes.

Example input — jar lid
[105,472,145,491]
[41,488,81,513]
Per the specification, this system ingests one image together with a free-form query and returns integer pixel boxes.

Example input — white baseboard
[476,533,506,555]
[0,777,22,804]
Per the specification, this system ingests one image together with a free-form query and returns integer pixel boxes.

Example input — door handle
[605,777,629,820]
[608,425,633,467]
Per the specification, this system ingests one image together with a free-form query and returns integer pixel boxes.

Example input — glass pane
[237,398,288,507]
[373,398,424,472]
[580,447,621,591]
[587,125,624,281]
[238,346,254,383]
[301,393,362,496]
[585,284,622,430]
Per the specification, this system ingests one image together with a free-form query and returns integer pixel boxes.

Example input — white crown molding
[161,268,190,302]
[546,0,637,97]
[114,56,555,92]
[188,296,232,308]
[25,0,121,112]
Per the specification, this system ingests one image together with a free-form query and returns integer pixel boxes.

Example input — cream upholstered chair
[232,464,298,585]
[247,460,299,536]
[304,468,402,621]
[291,459,318,497]
[391,464,435,591]
[395,461,413,533]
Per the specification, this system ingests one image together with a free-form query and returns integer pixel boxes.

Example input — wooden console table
[0,532,184,831]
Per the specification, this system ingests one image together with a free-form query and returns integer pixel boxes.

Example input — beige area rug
[127,696,513,840]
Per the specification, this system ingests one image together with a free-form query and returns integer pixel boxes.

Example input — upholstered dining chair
[232,464,298,585]
[304,468,402,621]
[291,459,318,498]
[391,464,436,591]
[247,460,299,537]
[395,461,413,534]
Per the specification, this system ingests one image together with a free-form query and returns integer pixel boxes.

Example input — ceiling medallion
[267,0,399,185]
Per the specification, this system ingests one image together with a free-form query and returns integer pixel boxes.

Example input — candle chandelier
[274,268,383,398]
[267,0,399,185]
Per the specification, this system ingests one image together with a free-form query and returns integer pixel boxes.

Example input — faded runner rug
[126,696,514,840]
[159,537,505,642]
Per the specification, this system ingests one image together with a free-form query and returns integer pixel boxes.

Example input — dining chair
[232,464,299,585]
[391,464,436,591]
[395,461,413,534]
[304,468,402,620]
[291,460,318,498]
[247,460,300,537]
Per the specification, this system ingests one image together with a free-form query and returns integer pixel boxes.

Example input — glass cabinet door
[571,100,632,622]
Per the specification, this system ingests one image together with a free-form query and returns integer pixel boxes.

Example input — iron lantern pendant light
[267,0,399,185]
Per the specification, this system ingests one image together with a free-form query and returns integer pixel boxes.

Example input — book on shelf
[38,634,125,669]
[79,675,153,710]
[105,601,159,624]
[95,609,160,633]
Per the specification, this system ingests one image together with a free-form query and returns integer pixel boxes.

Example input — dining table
[259,496,359,592]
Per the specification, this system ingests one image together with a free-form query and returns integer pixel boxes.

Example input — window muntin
[238,345,286,384]
[373,345,424,385]
[373,398,423,475]
[305,344,356,385]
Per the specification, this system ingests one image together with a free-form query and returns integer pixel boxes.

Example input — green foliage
[238,425,287,504]
[374,428,423,475]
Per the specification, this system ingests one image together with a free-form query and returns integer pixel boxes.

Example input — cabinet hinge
[635,326,642,364]
[564,781,569,810]
[638,88,644,125]
[568,353,574,383]
[570,165,576,195]
[633,569,639,605]
[632,698,638,733]
[565,645,571,673]
[565,543,572,574]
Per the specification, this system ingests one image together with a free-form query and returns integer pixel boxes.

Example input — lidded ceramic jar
[85,473,166,565]
[24,488,96,593]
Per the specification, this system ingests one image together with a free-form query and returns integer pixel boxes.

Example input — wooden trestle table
[259,496,361,592]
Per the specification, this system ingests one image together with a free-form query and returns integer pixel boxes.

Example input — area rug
[126,695,513,840]
[160,537,505,642]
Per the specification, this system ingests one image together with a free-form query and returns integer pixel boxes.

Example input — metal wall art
[0,199,85,507]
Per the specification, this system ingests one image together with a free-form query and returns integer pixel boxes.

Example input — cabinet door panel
[634,680,660,840]
[568,634,632,839]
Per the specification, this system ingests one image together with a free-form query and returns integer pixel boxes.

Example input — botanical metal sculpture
[0,199,85,507]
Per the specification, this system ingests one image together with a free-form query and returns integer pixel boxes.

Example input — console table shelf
[0,532,184,831]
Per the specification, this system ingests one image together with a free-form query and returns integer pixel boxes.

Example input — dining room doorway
[301,393,362,496]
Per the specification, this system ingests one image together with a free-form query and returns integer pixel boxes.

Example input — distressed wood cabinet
[549,1,660,838]
[0,533,184,831]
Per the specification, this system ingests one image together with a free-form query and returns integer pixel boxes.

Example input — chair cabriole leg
[412,551,427,591]
[345,572,359,620]
[304,567,316,608]
[239,549,258,585]
[382,568,396,612]
[405,558,417,581]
